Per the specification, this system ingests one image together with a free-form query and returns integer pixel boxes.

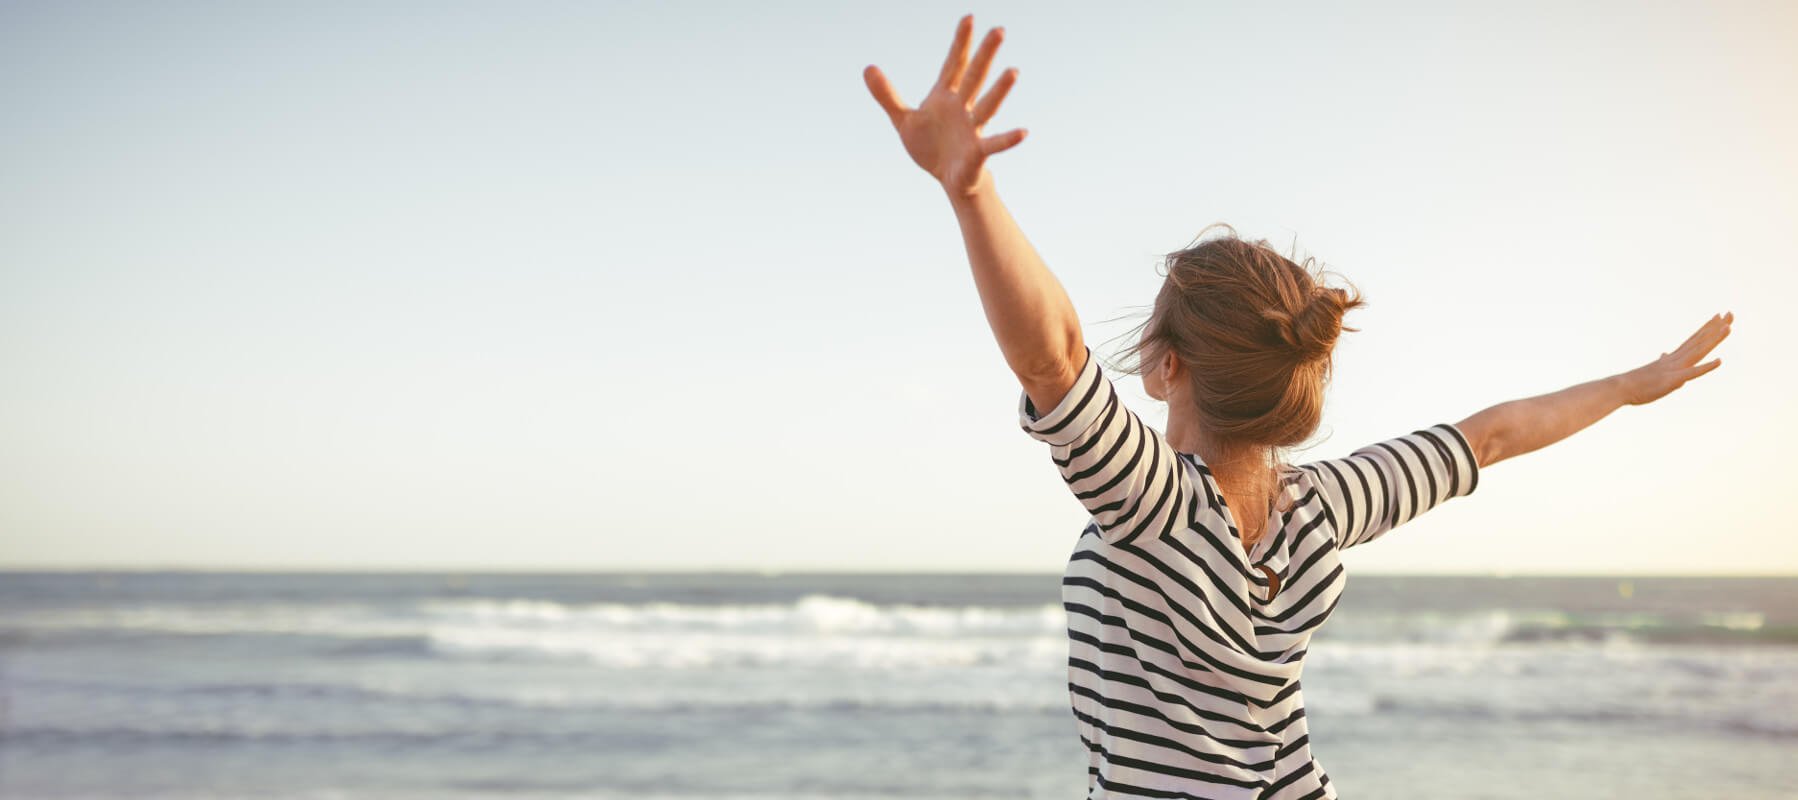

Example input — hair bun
[1295,287,1353,359]
[1264,286,1357,362]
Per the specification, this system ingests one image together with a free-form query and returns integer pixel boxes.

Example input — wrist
[943,168,997,210]
[1608,370,1642,406]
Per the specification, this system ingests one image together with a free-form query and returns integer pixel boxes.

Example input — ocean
[1,572,1794,799]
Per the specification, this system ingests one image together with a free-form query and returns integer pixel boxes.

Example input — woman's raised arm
[1455,312,1732,468]
[864,15,1085,409]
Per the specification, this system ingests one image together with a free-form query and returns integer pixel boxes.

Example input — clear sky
[2,0,1793,574]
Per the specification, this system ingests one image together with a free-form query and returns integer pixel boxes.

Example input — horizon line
[2,565,1795,579]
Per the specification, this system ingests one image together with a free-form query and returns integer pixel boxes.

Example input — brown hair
[1112,223,1365,450]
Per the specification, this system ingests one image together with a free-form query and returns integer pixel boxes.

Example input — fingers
[959,26,1004,105]
[1676,311,1733,365]
[1670,314,1720,357]
[1702,312,1734,356]
[863,65,908,125]
[1676,358,1722,382]
[979,127,1027,156]
[936,15,974,93]
[1669,311,1733,365]
[972,67,1018,127]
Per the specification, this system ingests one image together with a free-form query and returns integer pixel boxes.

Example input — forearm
[946,175,1084,380]
[1455,373,1631,468]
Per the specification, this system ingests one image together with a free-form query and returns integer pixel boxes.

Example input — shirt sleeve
[1296,423,1480,550]
[1018,346,1196,547]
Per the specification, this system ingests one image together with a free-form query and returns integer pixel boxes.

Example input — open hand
[864,15,1026,198]
[1621,312,1732,405]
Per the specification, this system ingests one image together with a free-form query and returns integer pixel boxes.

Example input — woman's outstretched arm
[945,178,1085,408]
[1455,312,1732,468]
[864,15,1085,408]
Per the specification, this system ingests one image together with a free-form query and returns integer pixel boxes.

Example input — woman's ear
[1144,348,1173,402]
[1147,349,1185,403]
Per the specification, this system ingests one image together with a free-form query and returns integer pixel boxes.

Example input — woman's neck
[1165,400,1274,477]
[1166,400,1282,535]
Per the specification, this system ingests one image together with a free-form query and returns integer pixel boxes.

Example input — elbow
[1012,338,1086,385]
[1473,430,1509,469]
[1456,407,1513,469]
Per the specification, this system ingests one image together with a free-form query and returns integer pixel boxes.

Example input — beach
[2,571,1794,799]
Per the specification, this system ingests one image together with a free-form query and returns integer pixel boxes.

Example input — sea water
[2,572,1794,799]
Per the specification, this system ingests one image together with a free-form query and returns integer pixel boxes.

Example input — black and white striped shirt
[1020,347,1479,799]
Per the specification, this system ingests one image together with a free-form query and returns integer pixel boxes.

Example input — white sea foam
[5,595,1067,670]
[9,595,1791,674]
[1701,610,1765,631]
[415,594,1067,636]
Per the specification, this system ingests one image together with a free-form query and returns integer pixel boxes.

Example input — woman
[864,15,1731,800]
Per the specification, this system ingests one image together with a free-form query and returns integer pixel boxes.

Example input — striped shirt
[1019,347,1479,799]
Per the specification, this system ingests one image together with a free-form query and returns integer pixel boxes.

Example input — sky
[1,0,1793,574]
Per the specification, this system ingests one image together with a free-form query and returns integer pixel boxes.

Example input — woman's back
[1023,347,1480,799]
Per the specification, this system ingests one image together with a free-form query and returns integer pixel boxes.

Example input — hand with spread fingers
[863,14,1026,198]
[1621,312,1733,406]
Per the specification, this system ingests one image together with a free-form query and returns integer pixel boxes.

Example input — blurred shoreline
[4,572,1794,798]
